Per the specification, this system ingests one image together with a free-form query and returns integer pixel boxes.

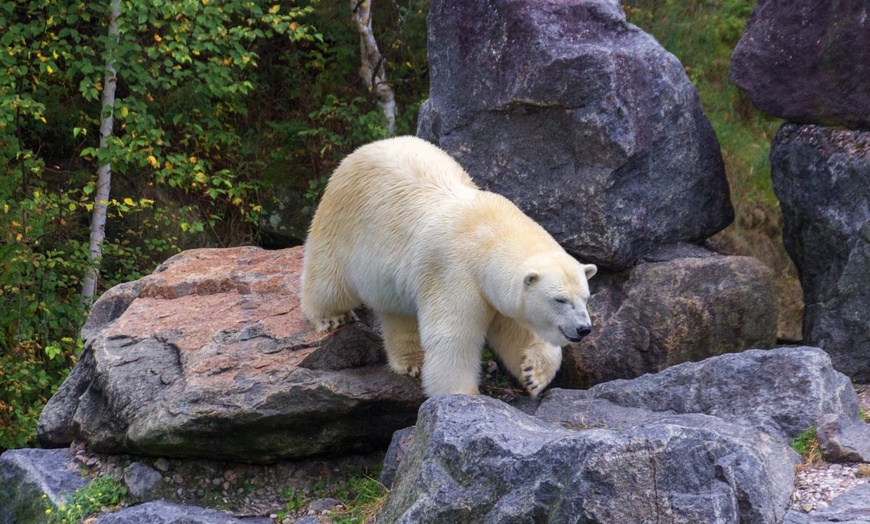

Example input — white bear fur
[301,136,597,397]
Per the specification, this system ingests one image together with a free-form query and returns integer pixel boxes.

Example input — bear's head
[520,253,597,347]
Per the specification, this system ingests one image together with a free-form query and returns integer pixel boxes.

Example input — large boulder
[556,244,777,387]
[578,346,860,442]
[418,0,733,270]
[37,247,424,463]
[770,124,870,382]
[730,0,870,129]
[379,346,866,523]
[377,395,797,524]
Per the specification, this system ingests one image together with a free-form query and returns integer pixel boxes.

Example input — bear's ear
[523,271,540,286]
[584,264,598,280]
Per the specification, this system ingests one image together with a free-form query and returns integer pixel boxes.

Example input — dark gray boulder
[418,0,733,270]
[770,124,870,382]
[376,395,797,524]
[557,244,777,387]
[0,448,88,524]
[730,0,870,129]
[583,346,860,441]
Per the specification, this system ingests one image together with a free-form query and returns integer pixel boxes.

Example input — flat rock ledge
[37,246,424,463]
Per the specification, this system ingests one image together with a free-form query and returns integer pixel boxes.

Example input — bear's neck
[474,230,539,319]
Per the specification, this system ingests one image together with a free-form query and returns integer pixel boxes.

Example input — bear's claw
[520,348,561,399]
[314,311,359,332]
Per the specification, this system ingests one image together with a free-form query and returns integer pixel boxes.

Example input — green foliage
[44,475,128,524]
[791,426,823,463]
[624,0,781,210]
[329,470,388,524]
[275,466,388,523]
[0,0,429,451]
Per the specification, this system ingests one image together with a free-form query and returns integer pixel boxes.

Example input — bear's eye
[554,298,569,305]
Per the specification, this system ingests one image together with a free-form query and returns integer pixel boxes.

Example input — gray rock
[557,245,777,387]
[770,124,870,382]
[38,247,424,463]
[583,346,860,441]
[419,0,733,270]
[125,462,164,501]
[379,426,415,489]
[792,483,870,523]
[730,0,870,129]
[816,414,870,463]
[307,498,342,513]
[93,500,247,523]
[377,395,796,524]
[0,448,89,524]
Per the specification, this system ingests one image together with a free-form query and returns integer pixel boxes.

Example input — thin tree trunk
[82,0,121,303]
[351,0,396,135]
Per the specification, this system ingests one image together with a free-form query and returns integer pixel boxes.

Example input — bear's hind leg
[300,265,360,332]
[487,315,563,398]
[380,313,425,378]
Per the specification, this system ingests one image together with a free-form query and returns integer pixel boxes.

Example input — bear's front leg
[417,303,492,396]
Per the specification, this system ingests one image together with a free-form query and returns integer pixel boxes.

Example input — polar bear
[301,136,597,397]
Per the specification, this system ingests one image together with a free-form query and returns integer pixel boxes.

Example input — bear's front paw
[520,346,562,398]
[313,311,359,332]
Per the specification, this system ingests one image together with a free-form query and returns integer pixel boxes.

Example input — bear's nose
[576,326,591,339]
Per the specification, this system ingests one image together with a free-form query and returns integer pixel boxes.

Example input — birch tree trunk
[82,0,121,303]
[351,0,396,135]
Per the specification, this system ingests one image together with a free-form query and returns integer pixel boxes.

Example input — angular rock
[770,124,870,381]
[730,0,870,128]
[93,500,265,524]
[37,247,424,463]
[124,462,164,501]
[377,395,797,524]
[584,346,860,441]
[816,413,870,464]
[419,0,733,270]
[556,244,777,387]
[379,426,415,489]
[0,448,88,524]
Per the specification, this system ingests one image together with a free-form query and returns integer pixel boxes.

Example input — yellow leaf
[269,4,279,13]
[16,233,22,242]
[195,172,206,183]
[46,65,53,74]
[154,34,162,42]
[147,155,157,167]
[189,156,197,164]
[40,117,46,124]
[120,106,129,118]
[123,197,135,206]
[3,204,8,213]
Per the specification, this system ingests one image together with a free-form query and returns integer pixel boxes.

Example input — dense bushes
[0,0,429,450]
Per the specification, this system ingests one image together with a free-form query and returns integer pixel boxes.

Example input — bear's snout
[561,325,591,343]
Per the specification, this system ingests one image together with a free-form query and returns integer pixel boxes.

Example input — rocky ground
[790,386,870,512]
[57,382,870,522]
